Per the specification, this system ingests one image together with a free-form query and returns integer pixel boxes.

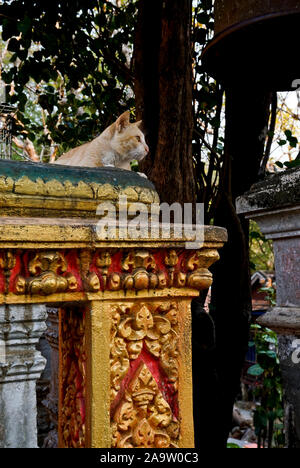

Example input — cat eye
[136,136,141,142]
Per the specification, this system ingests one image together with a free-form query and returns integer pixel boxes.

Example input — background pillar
[0,304,47,448]
[237,167,300,448]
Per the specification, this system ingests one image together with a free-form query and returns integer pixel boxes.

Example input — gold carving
[9,247,221,296]
[112,363,179,448]
[28,271,68,295]
[110,302,179,402]
[14,251,77,295]
[79,250,101,292]
[121,250,167,291]
[185,250,220,290]
[164,250,179,286]
[123,250,156,271]
[1,174,157,203]
[96,252,111,289]
[60,308,86,448]
[29,251,67,275]
[0,251,16,270]
[186,249,220,270]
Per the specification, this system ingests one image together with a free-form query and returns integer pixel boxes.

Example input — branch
[193,127,221,160]
[259,92,277,177]
[12,136,40,162]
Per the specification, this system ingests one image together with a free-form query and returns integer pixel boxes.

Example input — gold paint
[85,301,111,448]
[14,176,45,196]
[92,183,119,201]
[0,176,159,220]
[29,251,67,275]
[96,251,112,289]
[0,176,14,192]
[14,251,77,296]
[176,300,194,448]
[15,275,26,294]
[8,175,131,201]
[164,250,178,287]
[187,269,213,290]
[0,287,201,306]
[139,188,155,204]
[119,187,139,202]
[0,220,227,250]
[110,302,179,405]
[28,271,68,295]
[108,273,122,291]
[112,363,179,448]
[186,249,220,270]
[87,272,101,292]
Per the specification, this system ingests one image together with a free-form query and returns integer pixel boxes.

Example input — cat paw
[137,172,148,179]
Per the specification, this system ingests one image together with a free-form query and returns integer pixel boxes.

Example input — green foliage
[249,221,274,272]
[275,157,300,170]
[192,0,224,220]
[248,324,284,448]
[0,0,137,155]
[276,129,300,169]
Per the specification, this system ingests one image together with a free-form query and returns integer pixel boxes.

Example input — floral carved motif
[14,252,78,295]
[111,363,179,448]
[119,250,166,291]
[110,301,179,448]
[110,302,179,403]
[3,247,220,295]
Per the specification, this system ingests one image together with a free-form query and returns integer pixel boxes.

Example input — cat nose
[144,145,149,154]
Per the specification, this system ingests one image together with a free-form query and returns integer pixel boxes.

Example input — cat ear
[116,111,130,133]
[136,120,143,129]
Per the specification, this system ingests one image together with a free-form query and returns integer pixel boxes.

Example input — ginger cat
[53,111,149,176]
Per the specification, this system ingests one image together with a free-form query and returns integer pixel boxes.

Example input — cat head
[111,111,149,162]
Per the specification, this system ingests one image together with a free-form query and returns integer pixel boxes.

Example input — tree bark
[210,86,272,447]
[134,0,196,205]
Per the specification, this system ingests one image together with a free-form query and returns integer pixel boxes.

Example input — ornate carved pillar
[42,307,59,448]
[0,304,47,448]
[58,246,225,448]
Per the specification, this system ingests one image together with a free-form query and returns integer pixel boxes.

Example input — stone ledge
[258,307,300,336]
[236,166,300,215]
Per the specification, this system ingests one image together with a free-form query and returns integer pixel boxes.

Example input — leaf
[262,334,277,344]
[247,364,264,376]
[250,231,264,240]
[7,38,21,53]
[284,129,292,139]
[261,350,277,359]
[284,159,300,169]
[289,136,298,148]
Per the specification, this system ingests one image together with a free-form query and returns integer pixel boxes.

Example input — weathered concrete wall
[237,166,300,448]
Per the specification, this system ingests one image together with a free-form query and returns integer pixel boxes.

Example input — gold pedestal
[0,160,227,448]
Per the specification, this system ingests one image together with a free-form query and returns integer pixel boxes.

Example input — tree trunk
[210,86,272,447]
[134,0,196,205]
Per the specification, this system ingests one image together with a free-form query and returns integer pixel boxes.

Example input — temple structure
[0,159,226,448]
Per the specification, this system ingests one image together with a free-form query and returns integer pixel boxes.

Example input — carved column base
[59,298,195,449]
